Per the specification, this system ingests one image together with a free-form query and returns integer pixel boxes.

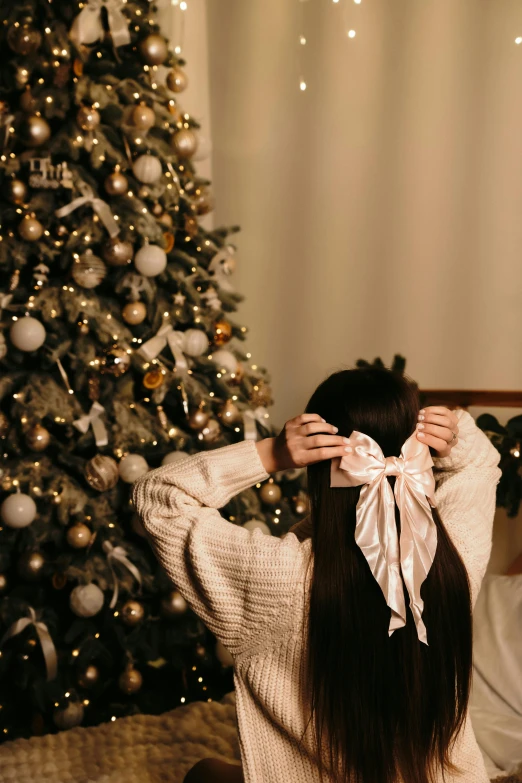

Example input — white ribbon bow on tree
[70,0,131,48]
[1,606,58,681]
[139,322,188,372]
[73,402,109,447]
[102,541,142,609]
[55,181,119,237]
[243,406,270,441]
[208,248,236,293]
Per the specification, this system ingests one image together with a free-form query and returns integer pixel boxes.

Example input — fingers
[418,432,450,452]
[417,422,455,443]
[299,420,339,436]
[287,413,326,428]
[419,406,459,429]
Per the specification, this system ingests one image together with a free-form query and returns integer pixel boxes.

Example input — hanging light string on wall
[298,0,361,92]
[170,0,187,56]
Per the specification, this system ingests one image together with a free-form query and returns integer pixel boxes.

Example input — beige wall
[206,0,522,431]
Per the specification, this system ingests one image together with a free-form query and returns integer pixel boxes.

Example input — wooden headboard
[420,391,522,409]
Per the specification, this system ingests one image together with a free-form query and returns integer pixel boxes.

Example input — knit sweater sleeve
[432,409,501,606]
[132,439,303,657]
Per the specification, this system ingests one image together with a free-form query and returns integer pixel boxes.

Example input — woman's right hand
[416,406,460,458]
[255,413,350,474]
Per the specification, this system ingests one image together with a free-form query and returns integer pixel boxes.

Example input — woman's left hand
[416,406,460,458]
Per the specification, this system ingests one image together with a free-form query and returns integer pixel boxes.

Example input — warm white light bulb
[300,80,307,91]
[299,35,306,45]
[516,36,522,44]
[180,0,187,9]
[354,0,362,4]
[348,29,356,38]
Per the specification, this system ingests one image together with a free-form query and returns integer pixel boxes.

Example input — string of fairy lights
[298,0,361,91]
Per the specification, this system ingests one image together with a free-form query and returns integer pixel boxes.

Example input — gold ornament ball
[259,481,282,505]
[132,103,155,130]
[101,346,131,377]
[6,178,28,205]
[19,87,37,113]
[184,215,198,238]
[66,522,92,549]
[170,128,198,159]
[77,664,99,689]
[121,600,145,627]
[105,170,128,196]
[19,214,44,242]
[53,701,84,731]
[193,186,215,216]
[18,551,45,581]
[158,211,173,228]
[77,106,100,131]
[294,495,310,516]
[118,667,143,695]
[138,34,168,65]
[0,574,8,593]
[84,454,119,492]
[188,408,210,431]
[151,201,163,217]
[122,301,147,325]
[72,250,107,289]
[201,418,222,443]
[0,412,9,437]
[218,399,241,426]
[25,423,51,451]
[101,237,134,267]
[137,185,151,200]
[7,20,42,55]
[213,319,232,346]
[166,67,188,93]
[161,589,188,617]
[22,115,51,148]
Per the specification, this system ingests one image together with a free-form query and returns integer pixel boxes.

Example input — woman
[132,367,501,783]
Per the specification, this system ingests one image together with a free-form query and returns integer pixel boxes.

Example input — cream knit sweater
[132,409,501,783]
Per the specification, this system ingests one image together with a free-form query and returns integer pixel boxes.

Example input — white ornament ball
[10,317,46,352]
[53,701,84,731]
[161,450,190,466]
[242,519,271,536]
[1,493,37,528]
[183,328,209,357]
[215,640,234,668]
[211,349,238,375]
[134,244,167,277]
[132,154,162,184]
[119,454,149,483]
[70,583,104,618]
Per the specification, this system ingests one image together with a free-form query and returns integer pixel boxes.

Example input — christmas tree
[0,0,309,742]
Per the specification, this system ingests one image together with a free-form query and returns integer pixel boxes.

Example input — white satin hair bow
[330,430,437,645]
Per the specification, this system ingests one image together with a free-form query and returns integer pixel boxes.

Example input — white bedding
[470,574,522,778]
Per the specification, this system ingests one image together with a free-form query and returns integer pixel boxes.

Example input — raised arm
[132,439,304,657]
[432,409,501,606]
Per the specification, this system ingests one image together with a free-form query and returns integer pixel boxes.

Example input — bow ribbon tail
[56,184,119,238]
[354,477,407,635]
[395,478,437,645]
[104,545,142,608]
[73,402,108,447]
[242,407,270,441]
[242,410,258,441]
[56,358,74,395]
[1,608,58,681]
[167,331,188,372]
[106,0,131,47]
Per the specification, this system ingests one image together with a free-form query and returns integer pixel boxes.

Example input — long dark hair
[301,367,472,783]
